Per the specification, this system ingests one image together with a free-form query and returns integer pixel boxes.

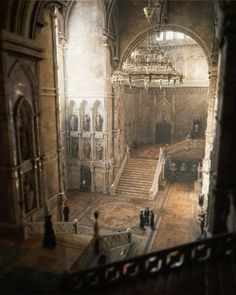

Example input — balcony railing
[61,232,235,294]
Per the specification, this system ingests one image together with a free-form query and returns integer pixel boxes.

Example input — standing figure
[42,215,56,249]
[198,211,205,237]
[96,143,103,160]
[139,210,144,230]
[83,114,90,131]
[83,142,91,159]
[63,203,70,222]
[150,210,155,230]
[70,114,78,131]
[71,137,79,158]
[144,207,150,226]
[95,113,103,132]
[93,210,100,254]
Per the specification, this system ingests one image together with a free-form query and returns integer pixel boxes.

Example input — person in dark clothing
[42,215,56,249]
[150,210,155,230]
[63,203,70,222]
[139,210,144,230]
[144,207,150,225]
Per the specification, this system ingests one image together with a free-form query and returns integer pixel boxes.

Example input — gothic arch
[64,0,106,41]
[118,25,212,70]
[8,59,37,107]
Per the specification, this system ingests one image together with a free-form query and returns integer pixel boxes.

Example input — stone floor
[0,181,200,277]
[0,143,201,278]
[65,181,199,256]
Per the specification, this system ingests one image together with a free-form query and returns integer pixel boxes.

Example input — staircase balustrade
[100,230,131,251]
[149,148,166,200]
[70,230,132,271]
[111,146,130,195]
[165,138,205,155]
[61,232,235,293]
[25,220,78,237]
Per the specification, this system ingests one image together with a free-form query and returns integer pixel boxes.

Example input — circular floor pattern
[87,201,145,229]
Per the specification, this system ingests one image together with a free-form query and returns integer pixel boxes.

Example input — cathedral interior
[0,1,236,294]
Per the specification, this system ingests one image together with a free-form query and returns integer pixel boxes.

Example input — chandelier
[111,2,183,89]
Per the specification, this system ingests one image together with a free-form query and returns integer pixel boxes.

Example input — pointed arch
[118,26,212,70]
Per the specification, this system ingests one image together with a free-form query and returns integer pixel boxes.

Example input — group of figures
[140,207,155,230]
[69,113,103,132]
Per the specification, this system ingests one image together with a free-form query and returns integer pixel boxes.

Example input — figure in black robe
[139,210,144,230]
[144,207,150,226]
[150,210,155,230]
[42,215,56,249]
[63,203,70,222]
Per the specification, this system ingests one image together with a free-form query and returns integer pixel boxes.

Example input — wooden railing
[149,148,166,200]
[61,232,235,294]
[110,146,130,195]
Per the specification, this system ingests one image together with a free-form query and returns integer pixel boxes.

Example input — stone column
[50,8,64,196]
[202,67,218,206]
[208,3,236,234]
[102,32,114,192]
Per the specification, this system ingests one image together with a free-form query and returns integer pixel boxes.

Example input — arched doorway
[155,120,172,144]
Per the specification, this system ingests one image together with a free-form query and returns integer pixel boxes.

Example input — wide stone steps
[117,181,152,187]
[115,157,158,198]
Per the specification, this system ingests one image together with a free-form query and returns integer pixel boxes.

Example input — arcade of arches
[0,0,236,277]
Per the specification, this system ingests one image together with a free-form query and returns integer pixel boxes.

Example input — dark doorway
[155,120,172,144]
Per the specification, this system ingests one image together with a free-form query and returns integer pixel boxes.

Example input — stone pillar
[102,32,114,192]
[208,2,236,234]
[202,67,218,204]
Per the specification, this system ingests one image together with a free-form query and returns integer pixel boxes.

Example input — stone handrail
[149,147,166,200]
[165,138,205,155]
[25,220,78,238]
[70,230,132,271]
[70,239,96,271]
[100,230,131,251]
[110,145,130,195]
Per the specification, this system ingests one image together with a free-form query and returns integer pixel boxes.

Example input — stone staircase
[115,157,158,198]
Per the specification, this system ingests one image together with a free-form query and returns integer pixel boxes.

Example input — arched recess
[14,99,38,214]
[80,100,91,132]
[93,100,104,132]
[15,98,35,162]
[118,25,212,70]
[9,60,41,218]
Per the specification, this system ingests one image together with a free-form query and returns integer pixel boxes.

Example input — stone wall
[64,0,110,193]
[122,86,208,146]
[118,0,214,66]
